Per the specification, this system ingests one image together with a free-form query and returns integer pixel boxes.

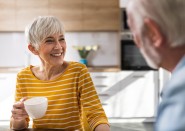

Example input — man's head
[127,0,185,70]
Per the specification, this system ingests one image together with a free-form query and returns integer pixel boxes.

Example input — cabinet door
[82,0,120,31]
[0,73,17,120]
[15,0,49,31]
[111,71,159,118]
[90,72,119,106]
[159,68,171,102]
[90,72,132,117]
[90,71,159,118]
[49,0,83,31]
[91,72,118,93]
[0,0,16,31]
[0,0,120,31]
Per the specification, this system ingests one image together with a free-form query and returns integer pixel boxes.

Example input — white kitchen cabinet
[90,71,159,118]
[0,73,17,120]
[159,68,171,102]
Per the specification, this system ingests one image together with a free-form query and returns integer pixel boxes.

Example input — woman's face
[37,33,66,66]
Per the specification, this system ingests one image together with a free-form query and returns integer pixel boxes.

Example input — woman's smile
[50,52,63,57]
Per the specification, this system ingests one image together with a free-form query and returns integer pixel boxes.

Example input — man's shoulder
[156,65,185,131]
[163,65,185,99]
[171,64,185,85]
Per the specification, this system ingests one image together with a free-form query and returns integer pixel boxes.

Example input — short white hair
[25,16,65,50]
[128,0,185,47]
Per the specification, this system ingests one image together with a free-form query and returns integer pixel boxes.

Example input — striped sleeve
[14,72,30,126]
[15,73,23,102]
[78,65,109,130]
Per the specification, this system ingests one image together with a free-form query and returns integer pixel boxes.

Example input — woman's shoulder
[17,65,32,76]
[69,61,87,69]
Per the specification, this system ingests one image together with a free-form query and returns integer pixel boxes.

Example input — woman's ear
[144,18,165,47]
[28,44,39,55]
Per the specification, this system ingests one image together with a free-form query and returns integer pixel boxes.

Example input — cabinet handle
[94,76,108,78]
[98,94,109,96]
[132,75,144,78]
[101,103,108,106]
[95,85,108,88]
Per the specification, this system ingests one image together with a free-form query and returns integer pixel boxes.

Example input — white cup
[24,97,48,119]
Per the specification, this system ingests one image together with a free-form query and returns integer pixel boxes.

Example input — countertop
[87,66,121,72]
[0,66,121,73]
[0,66,122,73]
[0,67,23,73]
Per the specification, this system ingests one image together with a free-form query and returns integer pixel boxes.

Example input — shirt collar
[172,55,185,74]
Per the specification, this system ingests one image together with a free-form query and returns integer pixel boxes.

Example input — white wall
[0,32,119,67]
[0,33,27,67]
[65,32,120,66]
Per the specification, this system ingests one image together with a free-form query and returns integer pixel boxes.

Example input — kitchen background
[0,0,171,130]
[0,32,119,67]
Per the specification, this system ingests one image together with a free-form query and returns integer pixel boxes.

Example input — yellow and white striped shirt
[15,61,109,131]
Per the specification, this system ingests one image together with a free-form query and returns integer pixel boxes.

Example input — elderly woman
[10,16,110,131]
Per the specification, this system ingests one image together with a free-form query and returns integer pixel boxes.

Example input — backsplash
[0,32,119,67]
[65,32,120,66]
[0,33,27,67]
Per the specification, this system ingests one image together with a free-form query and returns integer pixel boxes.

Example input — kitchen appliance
[120,8,155,71]
[120,36,155,70]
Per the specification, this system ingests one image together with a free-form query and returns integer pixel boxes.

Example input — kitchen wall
[65,32,120,66]
[0,33,27,67]
[0,32,120,68]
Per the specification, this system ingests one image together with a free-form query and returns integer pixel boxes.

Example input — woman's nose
[54,41,62,49]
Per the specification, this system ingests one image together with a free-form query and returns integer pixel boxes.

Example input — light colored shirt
[15,61,109,130]
[155,55,185,131]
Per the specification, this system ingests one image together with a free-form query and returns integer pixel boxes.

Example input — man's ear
[28,44,39,55]
[144,18,164,47]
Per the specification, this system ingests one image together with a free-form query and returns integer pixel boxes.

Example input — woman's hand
[11,97,28,120]
[95,124,110,131]
[10,97,29,130]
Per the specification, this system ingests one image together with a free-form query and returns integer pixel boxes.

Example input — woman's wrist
[10,117,28,130]
[94,124,110,131]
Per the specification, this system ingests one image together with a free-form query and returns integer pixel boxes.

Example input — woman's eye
[46,40,54,43]
[59,38,65,42]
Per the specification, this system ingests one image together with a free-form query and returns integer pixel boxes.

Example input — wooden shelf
[0,0,120,31]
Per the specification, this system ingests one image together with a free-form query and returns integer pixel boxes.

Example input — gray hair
[25,16,65,50]
[129,0,185,47]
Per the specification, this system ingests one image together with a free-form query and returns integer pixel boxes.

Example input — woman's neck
[33,61,68,81]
